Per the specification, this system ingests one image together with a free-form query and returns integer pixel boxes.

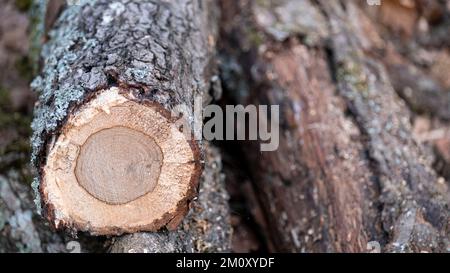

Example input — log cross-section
[31,0,218,235]
[42,89,199,234]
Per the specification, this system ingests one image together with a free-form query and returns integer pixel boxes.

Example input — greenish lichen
[29,0,47,76]
[255,0,271,8]
[337,61,370,98]
[247,26,265,48]
[0,86,10,107]
[254,0,329,44]
[15,0,33,12]
[0,86,31,135]
[15,56,34,82]
[0,86,32,182]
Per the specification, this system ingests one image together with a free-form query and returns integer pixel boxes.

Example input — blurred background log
[219,0,449,252]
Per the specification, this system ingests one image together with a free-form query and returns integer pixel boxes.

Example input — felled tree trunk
[219,0,449,253]
[30,0,230,252]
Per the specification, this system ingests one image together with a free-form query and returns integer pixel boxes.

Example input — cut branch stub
[42,88,201,235]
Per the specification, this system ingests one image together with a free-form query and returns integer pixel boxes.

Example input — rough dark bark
[322,0,449,252]
[383,56,450,120]
[219,0,449,253]
[30,0,231,248]
[359,0,450,187]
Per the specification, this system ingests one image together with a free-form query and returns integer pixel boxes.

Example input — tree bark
[30,0,231,246]
[0,172,109,253]
[0,173,66,253]
[219,0,449,253]
[359,0,450,121]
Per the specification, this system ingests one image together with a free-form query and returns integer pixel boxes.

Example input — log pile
[7,0,446,253]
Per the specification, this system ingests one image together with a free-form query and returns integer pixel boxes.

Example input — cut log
[219,0,449,252]
[31,0,219,235]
